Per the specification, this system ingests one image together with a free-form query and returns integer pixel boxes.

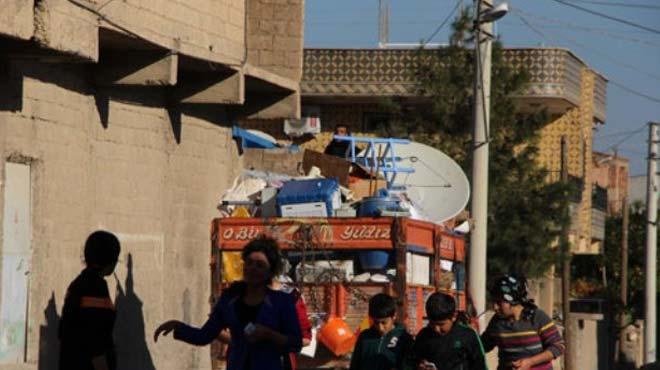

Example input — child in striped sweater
[481,274,565,370]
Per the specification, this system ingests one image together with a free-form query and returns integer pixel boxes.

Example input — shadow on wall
[0,59,24,112]
[114,253,156,370]
[38,293,60,370]
[0,59,232,144]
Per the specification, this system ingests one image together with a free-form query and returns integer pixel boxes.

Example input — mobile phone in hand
[244,322,256,335]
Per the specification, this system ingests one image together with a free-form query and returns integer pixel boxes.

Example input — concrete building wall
[6,0,248,63]
[246,0,305,80]
[97,0,247,64]
[592,152,629,215]
[0,60,241,370]
[4,0,305,80]
[0,0,34,41]
[33,0,99,60]
[566,313,614,370]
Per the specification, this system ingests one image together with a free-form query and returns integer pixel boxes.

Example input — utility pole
[560,135,573,370]
[617,196,629,362]
[469,0,494,330]
[644,122,659,364]
[378,0,390,48]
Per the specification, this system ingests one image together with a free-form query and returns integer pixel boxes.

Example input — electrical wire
[511,8,660,47]
[570,0,660,10]
[514,11,660,104]
[422,0,463,47]
[595,128,652,139]
[547,0,660,35]
[602,124,648,152]
[513,9,660,81]
[617,148,647,156]
[609,80,660,104]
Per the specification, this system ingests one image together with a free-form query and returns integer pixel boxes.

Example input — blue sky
[304,0,660,175]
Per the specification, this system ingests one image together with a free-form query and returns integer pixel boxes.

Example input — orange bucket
[317,317,356,356]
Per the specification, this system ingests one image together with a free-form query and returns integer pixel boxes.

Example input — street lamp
[480,2,509,23]
[468,0,507,332]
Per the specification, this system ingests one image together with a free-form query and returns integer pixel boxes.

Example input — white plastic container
[280,202,329,217]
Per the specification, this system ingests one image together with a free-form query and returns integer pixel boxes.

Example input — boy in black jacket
[59,231,121,370]
[413,292,487,370]
[349,293,414,370]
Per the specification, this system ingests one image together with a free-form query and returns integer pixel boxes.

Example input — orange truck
[209,216,468,370]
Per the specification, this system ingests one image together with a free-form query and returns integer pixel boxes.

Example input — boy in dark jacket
[59,231,121,370]
[413,292,487,370]
[349,293,414,370]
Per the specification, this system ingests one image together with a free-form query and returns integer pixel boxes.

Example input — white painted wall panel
[0,163,32,363]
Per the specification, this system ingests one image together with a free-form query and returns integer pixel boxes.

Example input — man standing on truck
[324,124,351,158]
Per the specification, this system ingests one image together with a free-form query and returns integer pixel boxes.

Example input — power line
[607,125,648,151]
[617,148,648,156]
[609,80,660,104]
[513,9,660,81]
[571,0,660,10]
[547,0,660,35]
[595,128,652,139]
[514,11,660,105]
[510,9,660,47]
[422,0,463,47]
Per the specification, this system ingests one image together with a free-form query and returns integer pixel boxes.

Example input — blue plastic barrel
[358,251,390,270]
[357,196,400,217]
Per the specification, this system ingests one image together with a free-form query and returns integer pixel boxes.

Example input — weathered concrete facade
[0,1,305,369]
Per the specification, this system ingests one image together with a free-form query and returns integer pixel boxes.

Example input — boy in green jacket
[349,293,414,370]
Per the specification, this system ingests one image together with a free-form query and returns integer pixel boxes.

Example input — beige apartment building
[0,1,304,369]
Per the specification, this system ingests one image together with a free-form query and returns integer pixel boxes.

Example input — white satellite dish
[360,142,470,224]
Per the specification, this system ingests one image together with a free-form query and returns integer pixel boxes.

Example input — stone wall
[4,0,247,63]
[3,0,305,83]
[247,0,305,81]
[0,60,241,370]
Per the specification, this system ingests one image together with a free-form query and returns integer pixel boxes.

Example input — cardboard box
[302,150,351,187]
[349,177,388,201]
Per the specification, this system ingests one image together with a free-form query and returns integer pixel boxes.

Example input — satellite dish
[361,142,470,224]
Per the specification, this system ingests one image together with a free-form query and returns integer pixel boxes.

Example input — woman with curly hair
[154,238,302,370]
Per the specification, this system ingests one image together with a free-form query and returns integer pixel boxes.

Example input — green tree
[380,9,574,278]
[574,202,660,318]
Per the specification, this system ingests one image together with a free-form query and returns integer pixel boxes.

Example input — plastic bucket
[358,251,390,270]
[317,317,356,356]
[357,196,400,217]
